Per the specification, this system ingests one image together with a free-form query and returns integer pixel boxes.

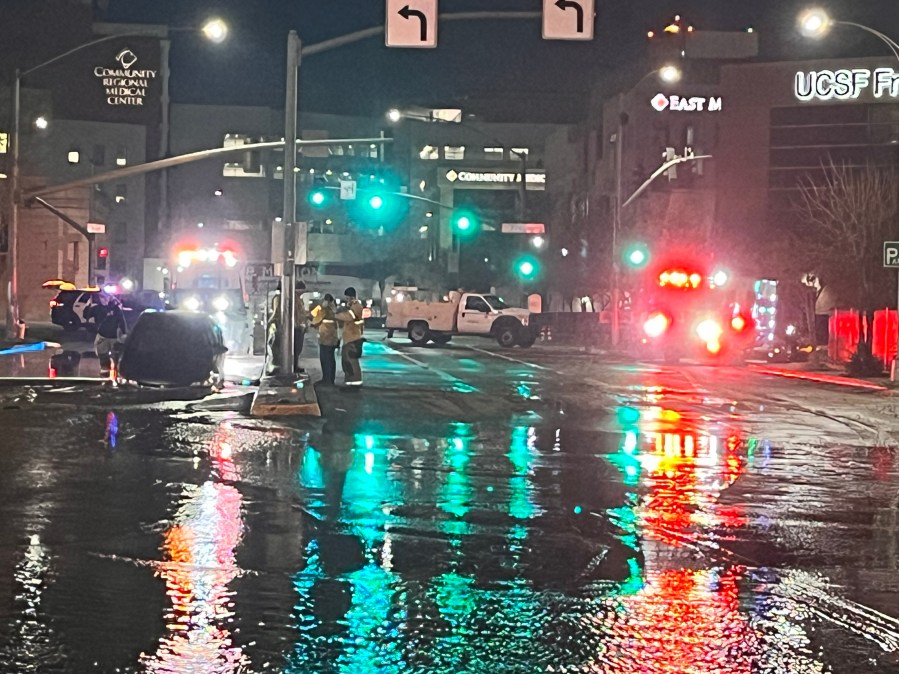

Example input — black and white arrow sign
[386,0,438,48]
[542,0,594,41]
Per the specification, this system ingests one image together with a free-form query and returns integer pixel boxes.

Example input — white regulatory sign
[543,0,594,41]
[386,0,438,48]
[340,180,357,200]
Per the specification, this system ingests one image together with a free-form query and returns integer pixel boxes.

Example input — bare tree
[795,159,899,314]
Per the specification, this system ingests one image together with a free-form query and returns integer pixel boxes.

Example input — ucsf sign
[795,68,899,101]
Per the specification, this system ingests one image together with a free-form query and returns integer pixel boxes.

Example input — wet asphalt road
[1,336,898,673]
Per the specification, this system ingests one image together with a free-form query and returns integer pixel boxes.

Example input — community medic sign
[93,48,158,107]
[795,68,899,101]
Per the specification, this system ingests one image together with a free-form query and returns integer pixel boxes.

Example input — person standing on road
[335,287,365,388]
[88,293,127,377]
[312,293,339,385]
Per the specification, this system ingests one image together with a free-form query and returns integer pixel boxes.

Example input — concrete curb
[250,373,321,417]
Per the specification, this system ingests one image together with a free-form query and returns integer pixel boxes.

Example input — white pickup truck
[386,291,537,348]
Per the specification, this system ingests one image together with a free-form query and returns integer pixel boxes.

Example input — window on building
[511,147,530,157]
[0,132,8,154]
[484,147,504,160]
[115,184,127,204]
[444,145,465,160]
[116,147,127,166]
[67,149,80,164]
[91,144,105,166]
[419,145,439,160]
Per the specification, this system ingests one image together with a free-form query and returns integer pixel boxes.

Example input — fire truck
[164,242,251,354]
[634,260,757,364]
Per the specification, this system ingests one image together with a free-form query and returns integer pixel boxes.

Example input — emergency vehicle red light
[731,316,747,332]
[659,269,702,289]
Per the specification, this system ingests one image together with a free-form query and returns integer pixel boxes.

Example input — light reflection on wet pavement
[1,355,898,672]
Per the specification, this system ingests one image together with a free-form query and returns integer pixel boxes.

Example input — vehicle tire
[387,329,395,339]
[518,329,537,348]
[432,333,452,345]
[495,324,521,349]
[408,322,430,346]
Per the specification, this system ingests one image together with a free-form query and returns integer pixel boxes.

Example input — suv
[50,289,100,331]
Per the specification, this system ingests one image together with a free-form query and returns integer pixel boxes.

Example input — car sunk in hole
[116,311,227,388]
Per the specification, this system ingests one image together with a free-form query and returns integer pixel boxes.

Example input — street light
[658,64,683,84]
[798,8,833,39]
[201,18,229,44]
[33,116,49,130]
[386,108,403,123]
[5,19,228,337]
[797,8,899,61]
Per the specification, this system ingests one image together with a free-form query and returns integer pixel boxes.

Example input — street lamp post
[5,20,228,338]
[610,65,682,348]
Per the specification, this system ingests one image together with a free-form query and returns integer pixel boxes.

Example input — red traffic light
[98,247,109,258]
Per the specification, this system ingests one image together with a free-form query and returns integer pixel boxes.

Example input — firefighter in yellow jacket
[335,287,365,387]
[312,294,339,385]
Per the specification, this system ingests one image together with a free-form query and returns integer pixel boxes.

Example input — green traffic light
[623,243,650,269]
[452,210,479,238]
[515,255,540,281]
[369,195,384,210]
[309,190,326,207]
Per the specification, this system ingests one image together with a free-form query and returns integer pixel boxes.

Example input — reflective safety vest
[336,300,365,343]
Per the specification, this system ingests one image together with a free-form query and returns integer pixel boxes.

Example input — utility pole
[279,30,301,374]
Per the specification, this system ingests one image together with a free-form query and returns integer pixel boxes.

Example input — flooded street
[1,339,898,672]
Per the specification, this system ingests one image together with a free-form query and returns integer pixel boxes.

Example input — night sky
[102,0,899,120]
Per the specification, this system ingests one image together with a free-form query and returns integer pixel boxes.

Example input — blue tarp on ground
[0,342,48,356]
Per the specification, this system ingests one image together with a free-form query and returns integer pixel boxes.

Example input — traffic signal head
[514,255,540,282]
[623,242,650,269]
[369,195,384,210]
[309,189,327,207]
[451,209,479,239]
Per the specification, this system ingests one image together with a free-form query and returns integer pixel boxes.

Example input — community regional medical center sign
[795,67,899,101]
[93,48,158,106]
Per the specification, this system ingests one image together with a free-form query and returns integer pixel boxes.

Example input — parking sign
[884,242,899,268]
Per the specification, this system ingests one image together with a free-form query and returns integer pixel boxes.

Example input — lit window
[0,132,8,154]
[485,147,504,160]
[511,147,530,157]
[116,148,127,166]
[419,145,439,160]
[67,150,80,164]
[115,184,127,204]
[444,145,465,160]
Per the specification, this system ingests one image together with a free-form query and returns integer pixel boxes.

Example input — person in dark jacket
[88,293,127,376]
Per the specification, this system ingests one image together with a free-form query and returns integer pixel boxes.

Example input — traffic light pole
[279,30,301,374]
